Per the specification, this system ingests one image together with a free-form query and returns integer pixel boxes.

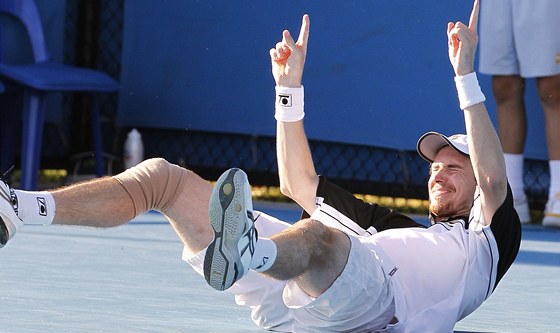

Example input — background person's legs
[537,75,560,226]
[493,75,530,223]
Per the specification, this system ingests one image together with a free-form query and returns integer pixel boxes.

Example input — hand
[447,0,479,76]
[270,14,310,87]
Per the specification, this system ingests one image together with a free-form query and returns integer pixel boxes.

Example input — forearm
[463,102,507,191]
[276,120,319,214]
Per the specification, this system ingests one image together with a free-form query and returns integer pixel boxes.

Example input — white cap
[416,132,469,163]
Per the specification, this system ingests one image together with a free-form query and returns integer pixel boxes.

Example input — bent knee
[115,158,189,215]
[296,218,351,279]
[136,157,173,175]
[298,218,348,254]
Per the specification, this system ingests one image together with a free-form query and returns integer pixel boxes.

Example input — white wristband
[275,86,304,122]
[454,72,486,110]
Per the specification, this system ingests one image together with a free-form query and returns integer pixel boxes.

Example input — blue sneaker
[204,168,256,291]
[0,180,22,247]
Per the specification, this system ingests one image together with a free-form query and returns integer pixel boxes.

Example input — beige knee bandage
[114,158,189,216]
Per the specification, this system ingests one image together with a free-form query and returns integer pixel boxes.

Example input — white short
[479,0,560,77]
[183,211,396,332]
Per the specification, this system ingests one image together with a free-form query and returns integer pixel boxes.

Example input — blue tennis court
[1,202,559,332]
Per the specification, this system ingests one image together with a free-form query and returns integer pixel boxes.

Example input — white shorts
[183,211,396,332]
[479,0,560,77]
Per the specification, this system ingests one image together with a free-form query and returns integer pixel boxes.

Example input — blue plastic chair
[0,0,119,189]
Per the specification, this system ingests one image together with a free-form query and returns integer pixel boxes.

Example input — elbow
[279,172,298,199]
[279,180,293,198]
[279,173,318,204]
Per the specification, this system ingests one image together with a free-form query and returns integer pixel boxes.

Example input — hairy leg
[52,177,135,227]
[52,158,214,256]
[264,218,350,297]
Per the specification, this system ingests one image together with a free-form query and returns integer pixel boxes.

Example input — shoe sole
[204,168,252,291]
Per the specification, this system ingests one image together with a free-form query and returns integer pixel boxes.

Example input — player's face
[428,147,477,220]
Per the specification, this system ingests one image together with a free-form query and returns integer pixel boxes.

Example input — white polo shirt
[308,177,521,332]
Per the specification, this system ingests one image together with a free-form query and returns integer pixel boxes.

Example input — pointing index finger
[296,14,310,52]
[468,0,480,33]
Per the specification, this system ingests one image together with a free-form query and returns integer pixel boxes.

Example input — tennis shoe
[543,192,560,228]
[0,180,23,247]
[204,168,256,291]
[514,195,531,224]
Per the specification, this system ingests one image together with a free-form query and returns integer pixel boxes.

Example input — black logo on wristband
[37,197,47,216]
[278,94,292,107]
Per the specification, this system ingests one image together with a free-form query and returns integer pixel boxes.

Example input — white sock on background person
[504,153,526,200]
[549,160,560,197]
[12,190,55,225]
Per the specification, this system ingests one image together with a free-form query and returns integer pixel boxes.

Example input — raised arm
[447,0,507,224]
[270,15,318,214]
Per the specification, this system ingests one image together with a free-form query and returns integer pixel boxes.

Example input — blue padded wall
[118,0,547,159]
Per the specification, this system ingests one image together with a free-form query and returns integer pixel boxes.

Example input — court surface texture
[1,201,559,333]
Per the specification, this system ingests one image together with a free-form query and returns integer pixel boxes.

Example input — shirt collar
[429,212,470,227]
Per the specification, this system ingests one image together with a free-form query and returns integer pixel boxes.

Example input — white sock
[504,153,526,200]
[13,190,55,225]
[250,237,277,272]
[549,160,560,197]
